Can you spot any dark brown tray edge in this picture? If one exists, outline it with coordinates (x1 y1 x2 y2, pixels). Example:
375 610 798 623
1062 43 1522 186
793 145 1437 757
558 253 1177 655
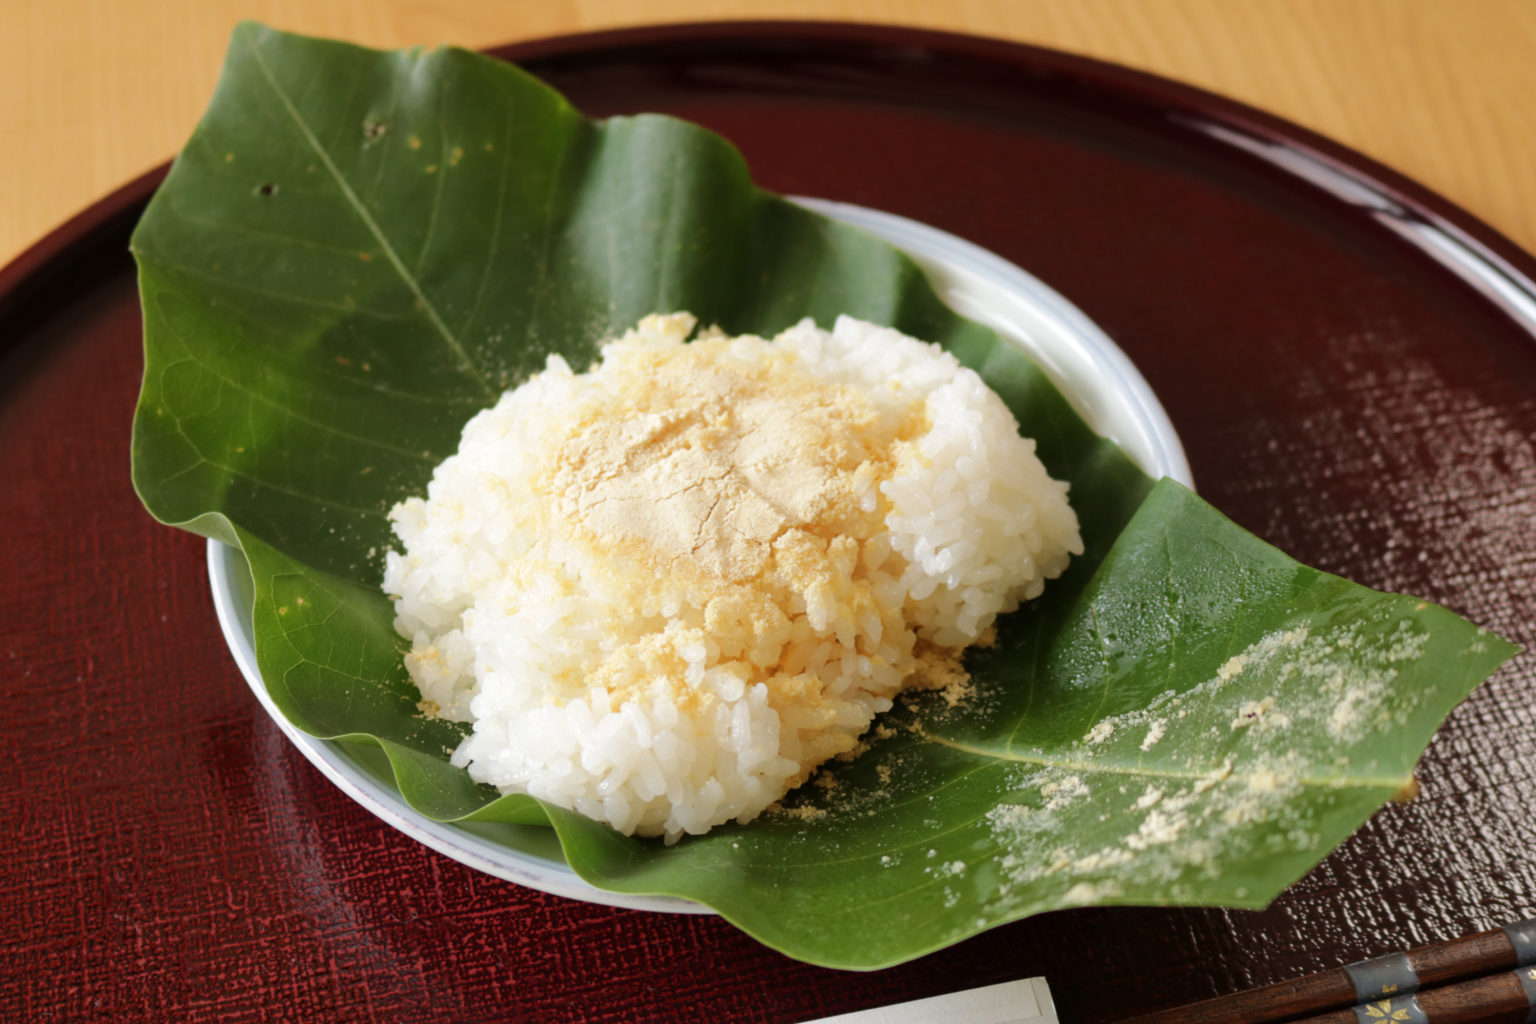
6 22 1534 345
487 20 1536 323
0 166 166 336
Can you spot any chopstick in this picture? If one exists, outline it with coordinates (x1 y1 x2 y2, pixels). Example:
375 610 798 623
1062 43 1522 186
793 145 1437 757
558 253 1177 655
1289 967 1536 1024
1119 919 1536 1024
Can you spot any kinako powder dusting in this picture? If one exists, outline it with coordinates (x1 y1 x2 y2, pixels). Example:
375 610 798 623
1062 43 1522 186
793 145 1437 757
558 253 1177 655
536 315 953 773
383 313 1082 840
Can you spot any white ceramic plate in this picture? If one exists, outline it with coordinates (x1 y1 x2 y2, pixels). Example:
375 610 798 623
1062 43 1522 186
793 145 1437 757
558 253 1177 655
208 199 1193 913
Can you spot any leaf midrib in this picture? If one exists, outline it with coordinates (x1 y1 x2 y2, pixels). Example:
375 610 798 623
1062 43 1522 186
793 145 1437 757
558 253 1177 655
920 729 1408 790
242 27 495 401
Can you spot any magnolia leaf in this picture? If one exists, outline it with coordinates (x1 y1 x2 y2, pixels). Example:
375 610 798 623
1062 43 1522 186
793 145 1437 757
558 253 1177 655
130 24 1516 969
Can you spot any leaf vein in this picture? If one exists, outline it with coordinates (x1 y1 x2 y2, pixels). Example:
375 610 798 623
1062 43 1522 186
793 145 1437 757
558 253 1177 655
243 29 494 399
920 730 1407 791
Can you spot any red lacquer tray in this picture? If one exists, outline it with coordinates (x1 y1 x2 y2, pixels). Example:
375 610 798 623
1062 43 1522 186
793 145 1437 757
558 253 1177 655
3 22 1533 1024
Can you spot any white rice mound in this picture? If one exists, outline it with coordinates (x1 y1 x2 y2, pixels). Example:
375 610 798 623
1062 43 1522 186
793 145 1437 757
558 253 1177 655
382 313 1082 842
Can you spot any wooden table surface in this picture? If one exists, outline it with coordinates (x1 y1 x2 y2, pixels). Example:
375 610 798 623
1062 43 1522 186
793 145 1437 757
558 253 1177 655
4 0 1535 272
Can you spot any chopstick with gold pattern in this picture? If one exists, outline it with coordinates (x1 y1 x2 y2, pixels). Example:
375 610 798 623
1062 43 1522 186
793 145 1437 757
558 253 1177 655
1120 919 1536 1024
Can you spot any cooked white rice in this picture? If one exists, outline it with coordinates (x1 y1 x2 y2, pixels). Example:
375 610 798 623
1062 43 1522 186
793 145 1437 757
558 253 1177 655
382 313 1082 842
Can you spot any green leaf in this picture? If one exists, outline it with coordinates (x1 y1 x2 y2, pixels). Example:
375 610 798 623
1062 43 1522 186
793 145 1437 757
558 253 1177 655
130 24 1517 969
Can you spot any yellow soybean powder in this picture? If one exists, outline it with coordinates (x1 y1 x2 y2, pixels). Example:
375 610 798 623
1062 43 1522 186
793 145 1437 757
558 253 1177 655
383 313 1082 841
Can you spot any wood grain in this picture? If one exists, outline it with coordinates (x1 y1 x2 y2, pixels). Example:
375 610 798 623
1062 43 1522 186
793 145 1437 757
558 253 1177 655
4 0 1535 271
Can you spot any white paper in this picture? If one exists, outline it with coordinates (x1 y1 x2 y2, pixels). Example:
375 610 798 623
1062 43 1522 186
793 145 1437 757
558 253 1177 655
797 977 1057 1024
